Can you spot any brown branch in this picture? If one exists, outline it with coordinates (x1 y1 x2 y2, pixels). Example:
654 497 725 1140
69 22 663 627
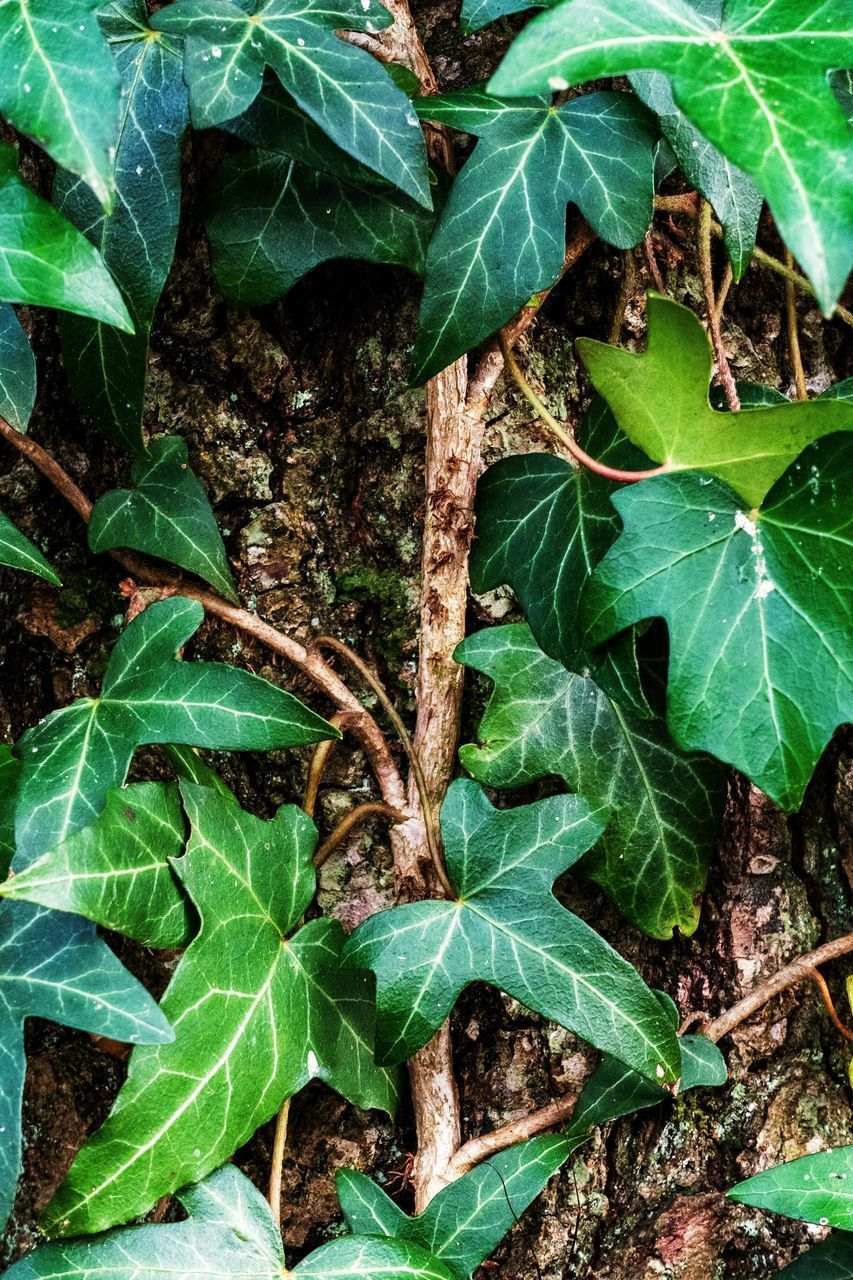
705 933 853 1043
698 199 740 412
643 230 667 294
268 1096 290 1228
302 715 345 820
808 968 853 1044
313 801 408 869
784 249 808 400
447 1095 579 1180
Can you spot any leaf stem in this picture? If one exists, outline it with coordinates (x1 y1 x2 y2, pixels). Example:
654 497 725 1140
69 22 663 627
783 249 808 400
268 1096 291 1228
313 802 408 870
302 716 346 820
499 336 666 483
698 199 740 412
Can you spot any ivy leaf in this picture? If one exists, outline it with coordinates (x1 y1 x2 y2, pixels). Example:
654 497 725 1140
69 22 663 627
0 782 192 948
43 781 398 1237
583 433 853 812
490 0 853 315
630 68 762 279
470 398 652 717
777 1236 853 1279
346 777 681 1083
204 148 433 308
728 1147 853 1230
55 0 190 454
0 144 132 331
13 595 336 863
411 87 656 382
88 436 238 602
0 746 20 877
150 0 431 208
0 305 36 431
577 296 853 508
460 0 546 34
0 511 61 586
338 1134 571 1278
0 900 173 1237
456 625 724 940
0 1 120 210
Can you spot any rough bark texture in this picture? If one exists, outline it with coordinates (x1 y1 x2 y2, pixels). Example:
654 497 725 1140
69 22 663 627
1 3 852 1275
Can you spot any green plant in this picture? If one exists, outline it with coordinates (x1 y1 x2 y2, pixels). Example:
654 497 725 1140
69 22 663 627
0 0 850 1276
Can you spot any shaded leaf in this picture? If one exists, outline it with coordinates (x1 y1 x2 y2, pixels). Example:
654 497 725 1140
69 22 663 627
347 777 681 1082
56 0 190 453
13 595 336 863
0 746 20 878
489 0 853 315
412 87 655 382
151 0 430 206
456 625 724 939
89 436 237 601
43 782 398 1236
777 1235 853 1278
729 1147 853 1230
460 0 547 34
0 510 61 586
583 434 853 811
0 304 35 431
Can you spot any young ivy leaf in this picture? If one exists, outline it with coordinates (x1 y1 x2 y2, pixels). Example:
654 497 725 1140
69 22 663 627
204 148 434 308
776 1235 853 1278
583 433 853 813
489 0 853 316
577 295 853 508
0 144 132 332
88 436 238 602
0 511 61 586
55 0 190 454
0 901 173 1238
0 304 36 431
13 1165 458 1280
42 781 398 1237
456 626 724 941
337 1134 571 1278
0 782 193 948
346 777 681 1084
0 1 119 210
728 1147 853 1230
411 88 656 383
150 0 431 208
13 595 336 864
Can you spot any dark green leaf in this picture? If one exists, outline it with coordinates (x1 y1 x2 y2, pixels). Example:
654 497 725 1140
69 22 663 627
89 436 237 601
0 781 192 948
56 0 190 453
489 0 853 316
205 148 433 307
0 304 36 431
0 1 120 209
460 0 547 34
456 626 724 939
0 144 132 330
43 782 398 1236
412 87 655 381
0 746 20 878
729 1147 853 1229
293 1240 458 1279
13 595 336 863
583 434 853 811
0 510 61 585
347 777 681 1082
151 0 431 207
777 1236 853 1279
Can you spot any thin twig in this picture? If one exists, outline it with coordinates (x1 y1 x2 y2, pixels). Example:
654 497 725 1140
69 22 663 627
302 721 344 821
714 262 734 325
698 199 740 412
808 968 853 1044
609 249 637 344
643 230 667 294
313 802 408 869
705 933 853 1043
784 249 808 400
268 1097 291 1228
448 1096 578 1179
500 337 666 483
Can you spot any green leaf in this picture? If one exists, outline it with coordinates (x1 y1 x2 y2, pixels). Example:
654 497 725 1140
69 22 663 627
456 625 724 940
0 900 172 1237
294 1241 458 1279
728 1147 853 1230
55 0 190 453
460 0 547 35
0 144 132 331
411 87 655 382
338 1135 572 1278
0 509 61 585
346 777 681 1083
583 433 853 812
0 781 192 948
150 0 431 208
489 0 853 315
89 436 237 601
777 1236 853 1279
0 746 20 878
0 1 120 210
164 742 236 796
13 595 336 863
630 66 762 278
470 398 653 717
204 148 433 308
0 304 36 431
42 781 398 1237
576 295 853 508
